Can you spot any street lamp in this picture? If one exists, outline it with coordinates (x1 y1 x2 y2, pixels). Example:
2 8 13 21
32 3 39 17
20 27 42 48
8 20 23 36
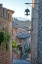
25 3 30 16
24 3 39 16
25 8 30 16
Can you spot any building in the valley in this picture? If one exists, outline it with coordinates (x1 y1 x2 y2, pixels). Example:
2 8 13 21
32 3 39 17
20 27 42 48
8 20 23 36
12 21 18 40
13 17 31 29
17 32 30 55
12 18 31 41
12 18 31 55
0 4 14 64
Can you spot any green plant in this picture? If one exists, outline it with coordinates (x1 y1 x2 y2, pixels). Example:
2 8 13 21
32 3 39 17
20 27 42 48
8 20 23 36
6 43 9 50
0 27 10 50
20 52 23 59
24 45 28 53
24 44 31 53
0 31 4 45
28 44 30 52
4 28 10 50
12 40 18 48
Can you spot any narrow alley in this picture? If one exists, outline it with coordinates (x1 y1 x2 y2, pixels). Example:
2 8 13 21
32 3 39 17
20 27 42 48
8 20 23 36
12 59 31 64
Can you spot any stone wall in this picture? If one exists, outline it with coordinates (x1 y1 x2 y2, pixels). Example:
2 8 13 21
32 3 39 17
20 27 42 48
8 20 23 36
31 0 39 64
37 0 42 64
0 47 10 64
12 28 29 41
0 17 12 64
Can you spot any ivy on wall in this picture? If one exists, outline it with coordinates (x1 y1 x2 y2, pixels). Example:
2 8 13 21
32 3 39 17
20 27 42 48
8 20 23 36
0 31 4 45
0 27 10 50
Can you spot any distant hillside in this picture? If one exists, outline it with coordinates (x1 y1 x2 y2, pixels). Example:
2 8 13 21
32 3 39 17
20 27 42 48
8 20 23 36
13 17 31 28
17 20 31 28
15 17 30 21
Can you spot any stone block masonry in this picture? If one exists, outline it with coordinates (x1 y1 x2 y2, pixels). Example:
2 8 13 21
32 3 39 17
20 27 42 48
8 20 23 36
31 0 42 64
31 0 39 64
37 0 42 64
0 47 10 64
0 17 12 64
0 4 14 64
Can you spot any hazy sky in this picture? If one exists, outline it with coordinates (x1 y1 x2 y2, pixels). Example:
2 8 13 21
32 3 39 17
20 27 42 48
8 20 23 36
0 0 32 20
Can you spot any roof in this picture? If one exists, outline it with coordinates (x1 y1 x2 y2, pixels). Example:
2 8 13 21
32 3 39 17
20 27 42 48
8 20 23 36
0 4 14 14
12 21 31 31
17 32 30 39
3 8 14 14
12 21 19 28
16 21 31 28
7 8 14 14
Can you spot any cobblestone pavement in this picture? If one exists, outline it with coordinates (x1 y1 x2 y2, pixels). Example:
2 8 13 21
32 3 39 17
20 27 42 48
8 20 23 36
12 58 31 64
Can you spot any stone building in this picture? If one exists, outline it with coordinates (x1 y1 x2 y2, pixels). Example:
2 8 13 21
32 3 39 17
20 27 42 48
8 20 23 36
12 21 30 40
13 17 31 29
12 18 31 41
31 0 39 64
17 32 30 55
12 20 31 57
0 4 14 64
31 0 42 64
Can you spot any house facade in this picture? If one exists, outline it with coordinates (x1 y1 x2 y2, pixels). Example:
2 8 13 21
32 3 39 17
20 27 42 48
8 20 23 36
0 4 14 64
31 0 39 63
31 0 42 64
12 19 31 56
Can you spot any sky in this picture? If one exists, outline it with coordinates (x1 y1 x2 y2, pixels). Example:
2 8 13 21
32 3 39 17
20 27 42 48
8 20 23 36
0 0 32 20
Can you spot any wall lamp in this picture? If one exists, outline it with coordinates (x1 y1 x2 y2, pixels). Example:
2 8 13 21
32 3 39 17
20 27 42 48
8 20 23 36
25 3 39 16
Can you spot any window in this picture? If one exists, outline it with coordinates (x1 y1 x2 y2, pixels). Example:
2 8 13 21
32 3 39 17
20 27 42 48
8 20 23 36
19 39 21 43
3 8 4 17
8 13 9 20
11 30 13 35
6 11 7 19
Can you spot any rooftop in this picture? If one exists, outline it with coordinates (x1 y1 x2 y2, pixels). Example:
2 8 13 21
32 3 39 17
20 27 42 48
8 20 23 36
17 32 30 39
